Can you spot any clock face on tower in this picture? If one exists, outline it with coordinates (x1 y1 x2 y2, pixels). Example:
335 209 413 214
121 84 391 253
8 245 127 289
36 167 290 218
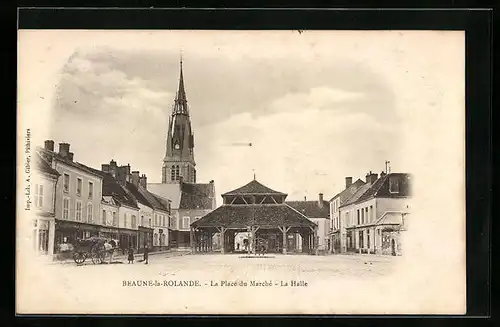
174 143 180 150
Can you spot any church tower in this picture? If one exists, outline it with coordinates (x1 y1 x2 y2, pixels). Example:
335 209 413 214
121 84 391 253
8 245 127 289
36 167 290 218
162 58 196 184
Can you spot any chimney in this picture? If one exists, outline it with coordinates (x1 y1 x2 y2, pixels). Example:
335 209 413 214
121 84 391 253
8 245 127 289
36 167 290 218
121 164 131 182
131 171 140 186
210 180 214 184
380 170 387 178
109 160 117 178
304 196 307 201
67 152 74 161
58 143 70 158
139 174 147 189
345 177 353 189
318 193 324 208
101 164 110 173
366 171 378 184
44 140 54 151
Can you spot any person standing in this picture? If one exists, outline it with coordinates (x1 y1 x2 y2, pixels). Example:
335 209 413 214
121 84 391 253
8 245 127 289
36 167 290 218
143 244 149 265
127 246 134 264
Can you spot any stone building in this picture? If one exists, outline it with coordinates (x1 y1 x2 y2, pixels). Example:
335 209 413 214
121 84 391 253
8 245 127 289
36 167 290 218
340 171 412 255
149 58 217 249
37 141 104 253
84 162 142 254
286 193 330 252
32 151 60 256
329 177 366 253
162 58 196 184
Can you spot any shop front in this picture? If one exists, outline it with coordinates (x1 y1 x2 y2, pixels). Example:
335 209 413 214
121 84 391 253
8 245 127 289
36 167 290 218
138 226 154 253
33 216 55 256
54 220 101 253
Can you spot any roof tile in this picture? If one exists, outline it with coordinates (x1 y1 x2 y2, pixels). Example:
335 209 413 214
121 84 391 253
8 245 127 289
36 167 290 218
191 204 316 228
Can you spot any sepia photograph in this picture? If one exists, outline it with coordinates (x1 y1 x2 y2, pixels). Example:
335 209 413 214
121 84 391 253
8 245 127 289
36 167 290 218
17 30 466 314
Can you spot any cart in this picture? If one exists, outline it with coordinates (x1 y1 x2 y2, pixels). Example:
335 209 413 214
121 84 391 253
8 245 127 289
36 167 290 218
72 236 112 265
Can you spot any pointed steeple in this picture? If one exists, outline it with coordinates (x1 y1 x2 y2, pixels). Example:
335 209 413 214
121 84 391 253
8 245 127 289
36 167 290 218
177 55 186 102
162 54 196 184
173 55 188 115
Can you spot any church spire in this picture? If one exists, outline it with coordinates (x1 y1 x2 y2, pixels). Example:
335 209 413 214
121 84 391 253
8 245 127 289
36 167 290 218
173 55 188 114
162 54 196 184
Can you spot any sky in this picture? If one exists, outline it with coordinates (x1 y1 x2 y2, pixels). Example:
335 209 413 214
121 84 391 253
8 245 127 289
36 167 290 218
18 30 465 203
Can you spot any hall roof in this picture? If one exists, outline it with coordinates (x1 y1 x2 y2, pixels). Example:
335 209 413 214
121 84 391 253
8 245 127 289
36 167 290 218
190 204 316 229
222 179 286 197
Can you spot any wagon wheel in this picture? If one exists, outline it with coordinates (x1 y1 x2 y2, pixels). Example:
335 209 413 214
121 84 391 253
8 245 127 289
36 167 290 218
91 251 105 264
73 252 86 265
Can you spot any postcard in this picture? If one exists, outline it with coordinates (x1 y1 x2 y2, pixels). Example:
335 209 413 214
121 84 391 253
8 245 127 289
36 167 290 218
17 30 466 314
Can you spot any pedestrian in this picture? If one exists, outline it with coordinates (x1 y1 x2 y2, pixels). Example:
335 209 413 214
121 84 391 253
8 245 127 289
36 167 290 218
103 240 114 264
128 246 134 264
143 244 149 265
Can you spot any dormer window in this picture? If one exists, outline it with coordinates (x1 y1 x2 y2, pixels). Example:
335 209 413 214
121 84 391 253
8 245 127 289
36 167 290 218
389 177 400 193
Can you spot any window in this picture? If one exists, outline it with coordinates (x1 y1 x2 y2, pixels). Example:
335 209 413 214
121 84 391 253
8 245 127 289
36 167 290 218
124 213 128 228
87 203 93 223
141 215 144 226
76 200 82 221
170 216 175 228
88 181 94 199
357 210 360 225
162 216 165 226
171 165 181 181
154 233 159 245
149 218 152 227
345 212 350 227
367 230 370 248
35 184 44 208
112 212 118 227
389 177 400 193
76 178 82 196
365 208 368 223
102 210 106 225
361 209 364 224
182 216 190 229
370 205 374 221
63 174 70 193
155 214 158 226
63 197 69 219
131 215 137 229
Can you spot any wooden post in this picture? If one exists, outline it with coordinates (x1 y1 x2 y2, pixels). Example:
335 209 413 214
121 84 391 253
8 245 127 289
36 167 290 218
279 226 291 255
220 227 226 254
190 227 195 253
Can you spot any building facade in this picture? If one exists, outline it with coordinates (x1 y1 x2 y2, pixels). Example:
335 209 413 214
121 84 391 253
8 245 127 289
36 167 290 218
329 177 366 253
340 171 412 255
37 141 104 254
149 178 216 249
286 193 330 252
32 152 60 256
